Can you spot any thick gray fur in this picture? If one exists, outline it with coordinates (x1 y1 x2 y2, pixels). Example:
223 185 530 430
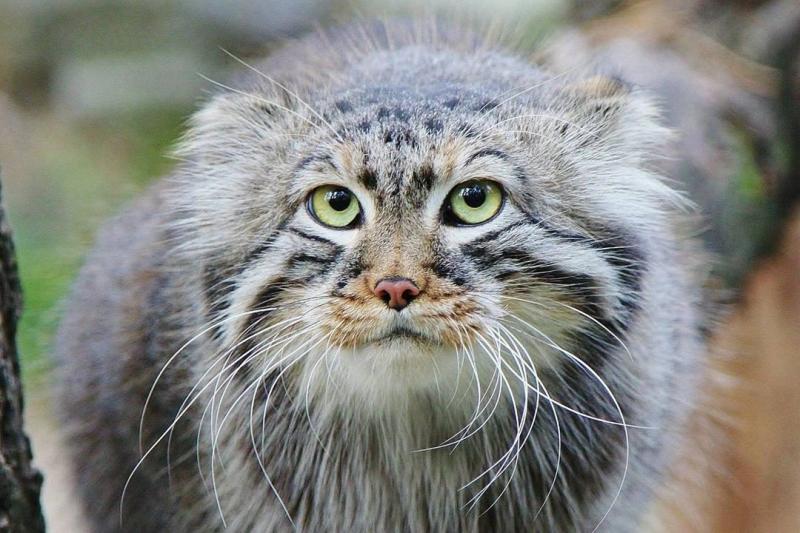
55 20 709 532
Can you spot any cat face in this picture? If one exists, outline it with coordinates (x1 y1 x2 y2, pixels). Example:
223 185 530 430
172 52 675 404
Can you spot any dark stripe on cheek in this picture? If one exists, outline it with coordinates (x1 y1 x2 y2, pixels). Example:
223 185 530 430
285 249 343 280
242 277 290 338
288 227 337 246
463 244 604 316
525 213 594 245
204 224 288 339
520 215 646 327
429 257 469 287
464 221 528 246
589 230 645 319
242 223 287 267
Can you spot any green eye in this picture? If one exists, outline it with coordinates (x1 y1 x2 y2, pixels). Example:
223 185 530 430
446 180 503 225
308 185 361 228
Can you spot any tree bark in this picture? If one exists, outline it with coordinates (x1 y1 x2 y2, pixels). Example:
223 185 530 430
0 174 45 532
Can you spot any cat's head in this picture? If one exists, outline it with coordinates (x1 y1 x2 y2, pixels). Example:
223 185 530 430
170 40 679 407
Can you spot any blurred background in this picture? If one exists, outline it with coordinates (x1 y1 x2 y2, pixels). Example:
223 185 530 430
0 0 798 531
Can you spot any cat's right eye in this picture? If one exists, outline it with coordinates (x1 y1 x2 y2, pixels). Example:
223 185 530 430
443 179 504 226
308 185 362 229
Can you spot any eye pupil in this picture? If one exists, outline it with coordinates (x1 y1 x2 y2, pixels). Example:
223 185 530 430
445 179 503 226
461 185 486 208
326 188 351 211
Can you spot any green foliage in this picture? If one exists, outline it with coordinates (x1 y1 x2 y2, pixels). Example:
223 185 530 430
9 108 189 384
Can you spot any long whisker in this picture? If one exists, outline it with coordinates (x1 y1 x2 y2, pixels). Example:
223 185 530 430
209 327 324 524
247 331 330 529
502 313 631 532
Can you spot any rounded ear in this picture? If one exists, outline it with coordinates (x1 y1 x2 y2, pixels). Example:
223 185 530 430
175 91 297 163
568 75 630 99
558 75 668 160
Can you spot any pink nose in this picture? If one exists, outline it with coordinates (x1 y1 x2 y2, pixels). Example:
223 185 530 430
373 277 420 311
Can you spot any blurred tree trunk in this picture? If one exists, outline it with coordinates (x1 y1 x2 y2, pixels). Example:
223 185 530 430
0 175 45 532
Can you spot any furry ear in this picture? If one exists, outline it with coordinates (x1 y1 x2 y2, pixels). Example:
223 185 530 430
559 75 631 139
557 75 667 162
175 90 299 164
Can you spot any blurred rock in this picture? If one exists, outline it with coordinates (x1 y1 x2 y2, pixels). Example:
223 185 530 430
52 51 210 118
1 0 333 116
183 0 331 41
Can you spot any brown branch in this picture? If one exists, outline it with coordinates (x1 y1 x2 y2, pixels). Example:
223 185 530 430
0 172 45 532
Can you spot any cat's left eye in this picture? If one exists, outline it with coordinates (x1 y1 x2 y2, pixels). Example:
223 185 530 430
308 185 362 229
444 180 504 226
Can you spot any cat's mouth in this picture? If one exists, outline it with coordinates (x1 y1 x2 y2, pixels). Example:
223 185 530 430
369 325 427 345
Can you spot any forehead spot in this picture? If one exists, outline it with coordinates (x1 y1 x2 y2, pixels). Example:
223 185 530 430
410 165 435 191
382 126 417 148
359 168 378 190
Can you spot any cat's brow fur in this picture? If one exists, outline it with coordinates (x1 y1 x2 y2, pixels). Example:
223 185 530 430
55 19 708 532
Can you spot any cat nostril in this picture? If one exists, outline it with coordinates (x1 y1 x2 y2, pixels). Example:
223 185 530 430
373 277 420 311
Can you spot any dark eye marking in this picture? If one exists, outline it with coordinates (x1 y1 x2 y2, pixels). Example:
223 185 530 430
359 168 378 190
288 227 338 246
464 221 528 246
296 153 335 173
465 148 510 166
